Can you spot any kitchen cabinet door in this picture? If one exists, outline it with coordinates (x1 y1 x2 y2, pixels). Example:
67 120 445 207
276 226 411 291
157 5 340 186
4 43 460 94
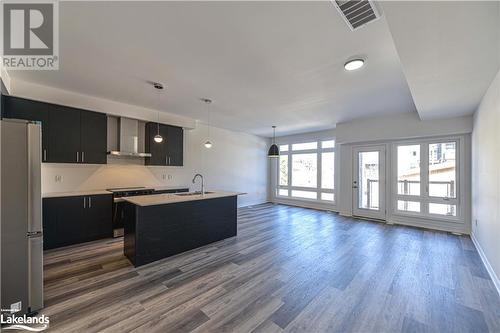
166 125 183 166
43 196 86 249
84 194 113 241
80 110 107 164
47 104 81 163
3 96 50 162
145 122 168 166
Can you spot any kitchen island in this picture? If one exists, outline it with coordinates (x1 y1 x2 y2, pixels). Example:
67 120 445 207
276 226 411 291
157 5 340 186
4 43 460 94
122 191 243 267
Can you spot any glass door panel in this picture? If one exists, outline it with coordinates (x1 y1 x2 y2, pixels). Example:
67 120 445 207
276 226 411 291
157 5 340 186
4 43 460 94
353 146 386 220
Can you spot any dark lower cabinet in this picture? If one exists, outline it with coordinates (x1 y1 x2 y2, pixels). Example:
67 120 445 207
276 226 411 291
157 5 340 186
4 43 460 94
43 194 112 250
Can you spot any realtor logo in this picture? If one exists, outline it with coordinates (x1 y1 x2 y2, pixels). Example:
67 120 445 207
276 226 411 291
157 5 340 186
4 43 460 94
1 0 59 70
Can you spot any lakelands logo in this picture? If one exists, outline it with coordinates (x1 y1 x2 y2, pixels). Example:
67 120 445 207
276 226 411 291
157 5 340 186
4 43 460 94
1 309 49 332
1 0 59 70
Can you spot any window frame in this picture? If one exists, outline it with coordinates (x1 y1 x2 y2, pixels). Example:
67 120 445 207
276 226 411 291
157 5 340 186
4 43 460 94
392 136 463 221
276 139 335 204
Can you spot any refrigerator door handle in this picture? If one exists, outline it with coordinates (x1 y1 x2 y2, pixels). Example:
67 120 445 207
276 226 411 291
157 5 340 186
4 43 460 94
27 123 42 233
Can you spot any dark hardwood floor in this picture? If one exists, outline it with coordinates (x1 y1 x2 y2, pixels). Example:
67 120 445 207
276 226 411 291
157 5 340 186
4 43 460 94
41 203 500 332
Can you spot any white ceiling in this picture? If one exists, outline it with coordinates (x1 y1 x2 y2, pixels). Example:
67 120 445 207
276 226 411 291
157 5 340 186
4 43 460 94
382 1 500 120
7 1 499 137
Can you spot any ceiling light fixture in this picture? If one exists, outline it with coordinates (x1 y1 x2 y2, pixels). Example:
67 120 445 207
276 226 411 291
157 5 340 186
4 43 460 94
153 82 164 143
344 58 365 71
267 126 279 158
201 98 213 149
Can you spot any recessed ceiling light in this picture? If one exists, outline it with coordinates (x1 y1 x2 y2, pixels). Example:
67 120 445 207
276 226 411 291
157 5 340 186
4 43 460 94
344 58 365 71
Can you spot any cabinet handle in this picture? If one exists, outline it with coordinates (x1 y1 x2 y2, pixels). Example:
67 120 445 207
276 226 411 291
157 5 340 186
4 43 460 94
169 157 171 165
165 156 167 166
43 149 47 161
83 197 86 208
89 197 92 208
82 151 85 163
77 151 79 163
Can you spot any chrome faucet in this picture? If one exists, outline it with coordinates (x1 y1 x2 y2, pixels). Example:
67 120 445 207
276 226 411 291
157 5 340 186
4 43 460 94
192 174 205 194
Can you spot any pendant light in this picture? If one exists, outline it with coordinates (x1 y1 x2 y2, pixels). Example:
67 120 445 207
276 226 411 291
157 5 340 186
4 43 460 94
153 82 164 143
201 98 213 149
268 126 279 158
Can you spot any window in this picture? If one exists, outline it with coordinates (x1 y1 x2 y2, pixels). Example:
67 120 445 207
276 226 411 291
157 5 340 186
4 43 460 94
279 155 288 186
292 154 317 187
394 139 460 219
277 139 335 203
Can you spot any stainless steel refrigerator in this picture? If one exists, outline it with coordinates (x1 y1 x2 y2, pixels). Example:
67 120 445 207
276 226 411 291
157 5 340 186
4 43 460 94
1 119 43 316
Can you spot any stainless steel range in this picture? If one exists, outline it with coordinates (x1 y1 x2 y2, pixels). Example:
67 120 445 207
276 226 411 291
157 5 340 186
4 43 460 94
106 187 155 237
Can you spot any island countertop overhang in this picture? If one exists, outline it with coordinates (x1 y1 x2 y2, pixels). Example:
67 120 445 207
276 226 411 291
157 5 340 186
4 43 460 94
122 190 245 207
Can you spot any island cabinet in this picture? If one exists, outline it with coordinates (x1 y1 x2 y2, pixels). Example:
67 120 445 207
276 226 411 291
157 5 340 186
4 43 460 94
43 194 112 250
2 95 107 164
145 122 183 166
124 195 237 267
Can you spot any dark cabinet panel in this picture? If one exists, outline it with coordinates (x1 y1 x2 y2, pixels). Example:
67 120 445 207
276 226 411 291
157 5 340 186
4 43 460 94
166 125 183 166
3 96 50 161
47 105 81 163
80 110 107 164
43 194 112 250
84 195 113 241
3 96 107 164
145 123 183 166
145 122 167 166
43 196 85 249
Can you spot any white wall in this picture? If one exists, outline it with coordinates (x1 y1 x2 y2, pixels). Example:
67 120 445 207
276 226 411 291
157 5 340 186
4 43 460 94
8 78 196 129
9 80 270 208
471 69 500 290
336 111 473 144
270 112 473 233
42 123 269 207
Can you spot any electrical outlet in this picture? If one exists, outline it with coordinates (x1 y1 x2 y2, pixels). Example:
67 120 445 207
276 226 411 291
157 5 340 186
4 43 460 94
55 175 62 183
168 174 173 180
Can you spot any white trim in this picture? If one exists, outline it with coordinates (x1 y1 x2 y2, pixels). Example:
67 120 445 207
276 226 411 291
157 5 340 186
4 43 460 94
272 198 337 212
471 233 500 296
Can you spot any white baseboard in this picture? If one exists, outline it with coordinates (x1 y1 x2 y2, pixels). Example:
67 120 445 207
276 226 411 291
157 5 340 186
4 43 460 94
471 232 500 296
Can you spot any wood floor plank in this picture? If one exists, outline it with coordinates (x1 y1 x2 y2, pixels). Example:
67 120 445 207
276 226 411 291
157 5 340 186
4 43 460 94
40 204 500 332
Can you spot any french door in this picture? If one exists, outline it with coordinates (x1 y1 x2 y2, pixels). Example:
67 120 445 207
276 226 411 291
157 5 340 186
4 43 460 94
352 145 386 220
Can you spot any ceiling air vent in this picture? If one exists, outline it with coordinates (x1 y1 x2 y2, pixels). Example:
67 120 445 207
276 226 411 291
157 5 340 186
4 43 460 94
333 0 381 31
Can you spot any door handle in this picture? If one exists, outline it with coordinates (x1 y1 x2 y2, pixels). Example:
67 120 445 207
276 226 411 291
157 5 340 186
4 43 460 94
43 149 47 161
83 196 86 208
89 196 92 208
82 151 85 163
77 151 80 163
168 157 171 165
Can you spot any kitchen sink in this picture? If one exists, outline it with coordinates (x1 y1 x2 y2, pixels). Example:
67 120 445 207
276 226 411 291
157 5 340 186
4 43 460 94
175 191 215 196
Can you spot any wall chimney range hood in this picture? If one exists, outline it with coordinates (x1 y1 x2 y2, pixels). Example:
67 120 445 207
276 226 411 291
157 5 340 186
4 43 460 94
107 117 152 157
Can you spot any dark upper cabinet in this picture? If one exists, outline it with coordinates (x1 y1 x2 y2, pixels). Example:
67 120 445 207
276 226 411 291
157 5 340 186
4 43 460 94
3 96 50 161
166 125 183 166
43 194 112 250
3 96 107 164
145 122 183 166
80 110 107 164
47 104 81 163
145 122 168 166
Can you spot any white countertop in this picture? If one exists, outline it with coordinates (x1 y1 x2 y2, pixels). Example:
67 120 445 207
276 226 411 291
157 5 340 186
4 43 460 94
42 185 190 198
42 189 111 198
122 191 246 207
